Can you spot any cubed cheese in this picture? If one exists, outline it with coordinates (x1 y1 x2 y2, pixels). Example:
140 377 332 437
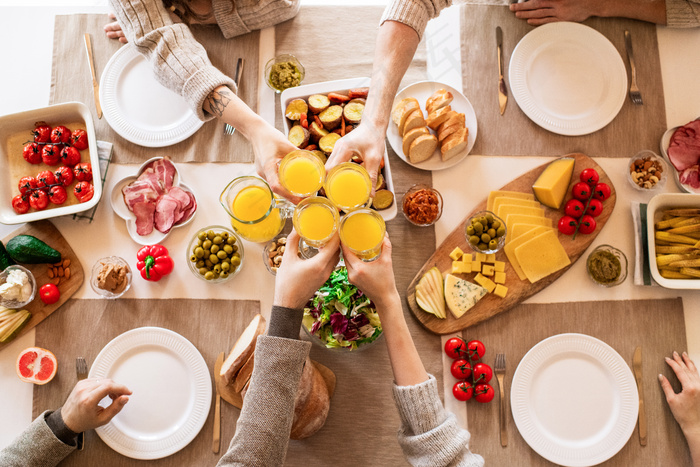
444 274 488 318
514 230 571 283
494 271 506 284
485 253 496 263
472 260 481 272
452 261 467 274
449 247 464 261
532 157 576 209
462 262 472 274
494 261 506 272
462 253 473 264
474 273 496 293
476 253 487 262
493 284 508 298
482 264 495 276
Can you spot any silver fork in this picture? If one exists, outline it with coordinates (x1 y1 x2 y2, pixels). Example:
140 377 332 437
76 357 88 450
494 353 507 447
624 30 643 105
224 58 245 135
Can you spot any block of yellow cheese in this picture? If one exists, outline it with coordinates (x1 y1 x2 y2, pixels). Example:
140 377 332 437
506 214 553 244
504 225 551 281
493 284 508 298
449 247 464 261
475 253 487 263
482 264 495 276
485 253 496 263
462 253 473 264
514 230 571 283
532 157 576 209
494 271 506 284
487 190 535 212
474 273 496 293
494 261 506 273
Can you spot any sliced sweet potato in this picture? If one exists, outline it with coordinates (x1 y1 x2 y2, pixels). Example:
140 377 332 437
402 109 426 136
309 121 329 141
311 150 327 163
319 105 343 130
408 134 438 164
343 100 365 124
348 87 369 99
392 97 419 126
375 173 386 191
402 126 430 156
308 94 330 114
372 189 394 210
285 99 308 121
426 106 453 130
319 132 342 154
288 125 310 148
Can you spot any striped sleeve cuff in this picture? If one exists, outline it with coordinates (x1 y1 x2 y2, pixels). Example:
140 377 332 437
665 0 700 27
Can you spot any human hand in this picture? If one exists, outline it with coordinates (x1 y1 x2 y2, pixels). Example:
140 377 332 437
659 351 700 436
104 13 128 44
250 123 302 204
326 123 386 196
273 230 340 309
61 378 132 433
342 234 400 310
509 0 598 26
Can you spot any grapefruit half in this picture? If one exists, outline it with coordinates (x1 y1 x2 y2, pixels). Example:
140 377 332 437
16 347 58 385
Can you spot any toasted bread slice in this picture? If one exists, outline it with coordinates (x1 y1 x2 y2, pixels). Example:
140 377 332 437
402 109 427 136
220 314 266 384
398 103 421 135
402 126 430 156
232 353 255 393
426 106 453 130
437 113 466 134
409 134 438 163
437 123 461 143
426 89 453 114
392 97 419 126
440 128 469 161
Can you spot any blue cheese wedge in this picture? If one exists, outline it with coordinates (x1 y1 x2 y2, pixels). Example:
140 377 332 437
444 274 487 319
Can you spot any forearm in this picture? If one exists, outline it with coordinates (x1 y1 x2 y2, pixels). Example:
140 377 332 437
0 411 75 467
597 0 667 24
683 429 700 467
203 86 273 136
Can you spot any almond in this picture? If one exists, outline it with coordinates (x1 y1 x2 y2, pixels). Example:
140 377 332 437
64 267 71 280
47 268 54 279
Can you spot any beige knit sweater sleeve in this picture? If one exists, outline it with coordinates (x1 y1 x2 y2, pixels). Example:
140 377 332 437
108 0 237 121
666 0 700 27
381 0 453 40
0 411 75 467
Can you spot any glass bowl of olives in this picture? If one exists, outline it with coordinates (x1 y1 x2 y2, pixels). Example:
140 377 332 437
187 225 244 282
465 210 507 254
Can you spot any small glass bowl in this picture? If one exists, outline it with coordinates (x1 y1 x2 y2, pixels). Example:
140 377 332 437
401 184 443 227
187 225 244 283
0 265 36 309
263 233 290 276
264 54 305 93
627 150 667 193
465 210 507 254
90 257 132 299
586 244 628 287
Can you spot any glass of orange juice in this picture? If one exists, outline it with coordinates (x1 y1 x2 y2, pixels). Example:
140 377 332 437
339 208 386 262
279 150 325 198
219 176 294 243
293 196 340 258
324 162 371 212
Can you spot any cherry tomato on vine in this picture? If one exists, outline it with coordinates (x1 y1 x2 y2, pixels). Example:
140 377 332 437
593 183 611 201
474 383 495 403
572 182 592 200
467 340 486 361
70 129 88 150
50 125 71 144
11 195 29 214
22 142 42 164
564 199 585 218
445 337 468 359
32 123 52 143
74 162 93 182
578 215 597 234
53 166 74 187
580 168 599 186
36 170 56 189
60 146 81 167
74 182 94 203
450 359 472 380
558 216 577 236
586 199 604 217
41 144 60 166
28 190 49 210
453 381 474 401
48 186 67 205
473 362 493 384
18 176 37 195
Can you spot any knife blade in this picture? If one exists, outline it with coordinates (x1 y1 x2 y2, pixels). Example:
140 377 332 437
496 27 508 116
212 352 224 454
83 33 103 119
633 346 647 446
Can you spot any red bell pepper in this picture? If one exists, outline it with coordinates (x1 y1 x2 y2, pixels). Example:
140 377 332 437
136 245 174 282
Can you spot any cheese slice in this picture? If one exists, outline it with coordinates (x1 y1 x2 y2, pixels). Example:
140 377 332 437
510 223 556 242
514 230 571 283
497 204 545 223
487 190 535 212
506 215 553 243
504 225 551 281
532 157 575 209
492 197 542 216
444 274 487 319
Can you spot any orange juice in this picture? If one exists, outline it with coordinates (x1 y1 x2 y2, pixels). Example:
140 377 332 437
325 163 371 211
230 185 284 242
279 150 325 196
340 209 385 261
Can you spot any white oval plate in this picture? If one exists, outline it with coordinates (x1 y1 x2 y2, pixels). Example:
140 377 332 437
387 81 477 171
100 45 203 147
511 333 638 467
89 327 211 460
509 22 627 136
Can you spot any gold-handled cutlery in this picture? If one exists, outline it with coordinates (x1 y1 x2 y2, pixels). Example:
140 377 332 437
496 27 508 116
624 30 643 106
224 58 244 135
83 33 103 119
212 352 224 454
76 356 88 450
494 353 507 447
632 346 647 445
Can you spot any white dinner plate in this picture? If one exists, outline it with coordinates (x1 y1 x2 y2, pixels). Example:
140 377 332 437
509 22 627 136
387 81 477 171
89 327 211 460
511 333 638 467
100 45 203 147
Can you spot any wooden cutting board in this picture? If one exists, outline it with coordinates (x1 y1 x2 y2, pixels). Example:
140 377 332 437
0 220 83 350
407 153 616 334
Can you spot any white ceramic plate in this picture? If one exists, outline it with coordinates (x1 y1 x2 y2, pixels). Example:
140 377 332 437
511 333 638 467
100 45 203 147
89 327 211 460
280 77 397 221
659 118 700 193
387 81 477 171
509 22 627 136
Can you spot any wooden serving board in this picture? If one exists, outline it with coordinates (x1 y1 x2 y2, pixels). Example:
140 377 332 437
407 153 616 334
0 220 83 350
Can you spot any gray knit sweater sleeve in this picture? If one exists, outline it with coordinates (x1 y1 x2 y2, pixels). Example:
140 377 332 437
0 411 75 467
666 0 700 27
381 0 453 40
108 0 237 122
393 375 484 467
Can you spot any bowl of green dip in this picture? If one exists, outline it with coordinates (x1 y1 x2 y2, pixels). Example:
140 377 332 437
265 54 305 93
586 244 627 287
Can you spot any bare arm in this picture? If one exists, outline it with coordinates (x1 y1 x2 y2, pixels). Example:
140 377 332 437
510 0 667 26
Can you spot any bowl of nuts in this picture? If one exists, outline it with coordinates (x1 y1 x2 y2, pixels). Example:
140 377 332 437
187 225 244 282
628 150 666 192
264 234 288 275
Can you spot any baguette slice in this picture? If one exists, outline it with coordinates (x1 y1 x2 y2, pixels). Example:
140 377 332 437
397 101 421 135
402 109 427 136
441 128 469 161
220 314 266 383
392 97 419 126
437 113 466 134
232 353 255 393
409 134 438 163
426 106 453 130
426 89 453 114
437 123 461 143
402 126 430 156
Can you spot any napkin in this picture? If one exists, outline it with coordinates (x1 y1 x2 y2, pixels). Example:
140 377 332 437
71 141 113 223
631 201 657 286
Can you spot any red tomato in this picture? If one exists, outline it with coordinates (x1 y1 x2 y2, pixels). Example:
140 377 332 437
22 142 42 164
73 182 94 203
48 186 67 205
474 383 495 403
572 182 592 200
558 216 578 236
580 168 599 186
39 283 60 305
11 195 29 214
36 170 56 189
578 215 597 234
28 190 49 210
586 199 604 217
32 123 52 143
450 359 472 380
452 381 473 402
53 166 74 187
444 337 468 359
18 176 37 195
41 144 60 166
467 340 486 361
74 162 93 182
593 183 611 201
473 362 493 384
70 129 88 150
60 146 81 167
564 199 585 218
50 125 71 144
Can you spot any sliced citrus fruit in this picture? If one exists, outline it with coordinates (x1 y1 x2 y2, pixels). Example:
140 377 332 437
16 347 58 385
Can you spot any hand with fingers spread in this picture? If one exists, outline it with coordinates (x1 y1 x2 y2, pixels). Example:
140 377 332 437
326 124 386 197
61 378 132 433
509 0 598 25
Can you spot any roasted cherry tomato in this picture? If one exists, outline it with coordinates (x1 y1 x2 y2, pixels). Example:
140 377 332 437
578 215 597 234
580 168 599 186
467 340 486 361
558 215 578 236
444 337 468 359
572 182 592 200
53 166 74 187
452 381 473 402
36 170 56 189
593 182 611 201
473 362 493 384
28 190 49 210
70 129 88 150
48 185 67 205
39 283 60 305
60 146 81 167
450 359 472 380
564 199 585 218
18 176 37 195
22 142 42 164
11 195 29 214
50 125 71 144
586 199 604 217
32 123 52 143
41 144 60 166
74 162 93 182
474 383 495 403
73 181 94 203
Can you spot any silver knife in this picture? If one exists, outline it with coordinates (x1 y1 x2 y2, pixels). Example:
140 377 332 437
496 27 508 116
633 346 648 446
83 33 103 119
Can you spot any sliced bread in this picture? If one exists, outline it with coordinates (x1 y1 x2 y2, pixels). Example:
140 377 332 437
426 89 453 114
409 134 438 164
402 126 430 155
437 112 466 134
426 106 453 130
402 109 427 136
440 128 469 161
392 97 419 126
